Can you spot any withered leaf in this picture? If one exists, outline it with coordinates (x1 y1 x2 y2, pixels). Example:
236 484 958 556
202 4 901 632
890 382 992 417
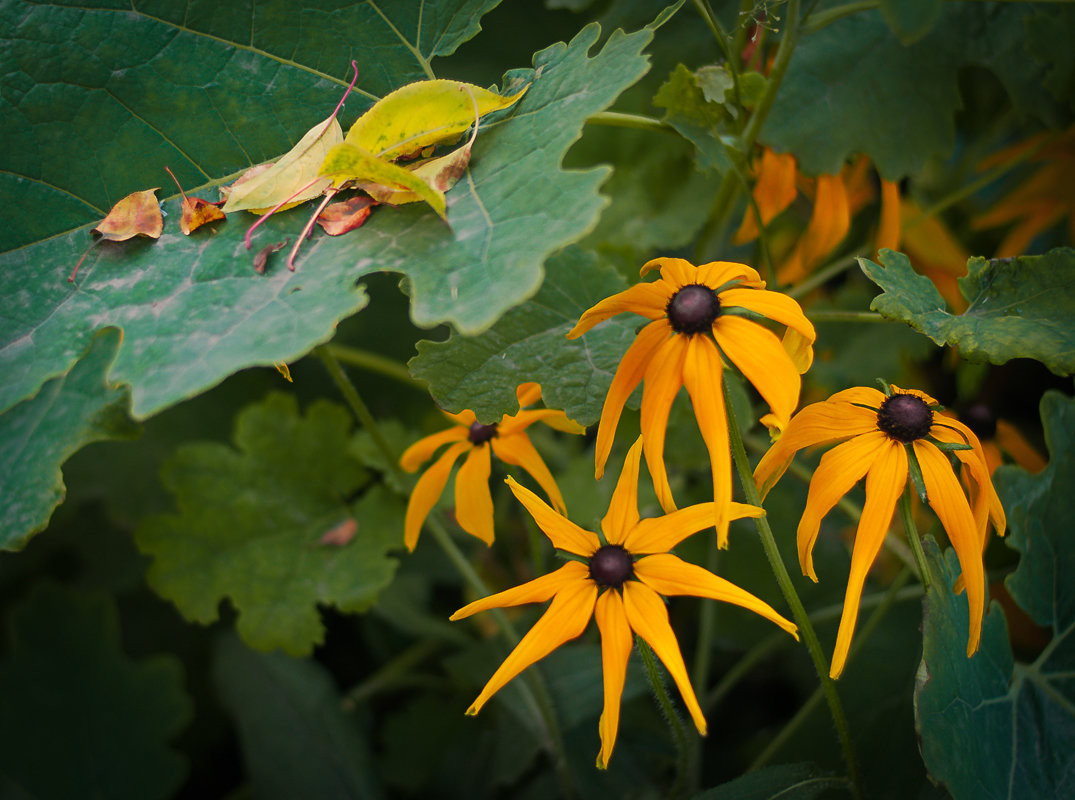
315 196 377 235
318 143 447 218
93 189 164 242
166 167 225 235
253 239 290 274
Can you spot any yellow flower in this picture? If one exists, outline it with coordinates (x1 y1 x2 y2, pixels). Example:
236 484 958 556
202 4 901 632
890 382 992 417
400 383 583 550
566 257 815 547
451 437 797 768
753 385 1006 679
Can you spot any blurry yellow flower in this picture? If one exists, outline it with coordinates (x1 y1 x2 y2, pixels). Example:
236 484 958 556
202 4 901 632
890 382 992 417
973 125 1075 257
567 257 815 546
451 437 797 768
754 385 1005 678
400 383 583 550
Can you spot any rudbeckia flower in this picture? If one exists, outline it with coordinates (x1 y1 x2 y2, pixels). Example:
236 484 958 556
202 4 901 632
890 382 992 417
451 437 797 768
566 257 815 547
753 385 1006 679
400 383 583 550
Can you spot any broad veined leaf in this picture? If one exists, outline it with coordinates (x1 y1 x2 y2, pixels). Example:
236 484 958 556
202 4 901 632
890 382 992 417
916 392 1075 800
221 117 343 214
318 141 447 218
344 78 528 160
409 247 637 425
692 762 848 800
0 584 192 800
135 393 402 656
860 248 1075 376
0 16 656 425
0 328 139 551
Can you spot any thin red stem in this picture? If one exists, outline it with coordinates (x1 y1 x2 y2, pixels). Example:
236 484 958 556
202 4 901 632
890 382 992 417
287 189 337 271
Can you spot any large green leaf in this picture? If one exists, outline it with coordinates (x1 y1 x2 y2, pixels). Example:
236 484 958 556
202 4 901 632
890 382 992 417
0 327 139 550
859 248 1075 377
0 584 191 800
409 247 636 425
916 392 1075 800
692 762 848 800
212 632 382 800
762 3 1066 178
1 5 656 425
135 392 402 655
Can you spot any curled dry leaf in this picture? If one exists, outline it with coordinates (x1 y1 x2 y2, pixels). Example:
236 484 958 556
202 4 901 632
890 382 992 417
315 196 377 235
221 117 344 214
165 167 225 235
94 189 164 241
253 239 290 274
274 362 293 382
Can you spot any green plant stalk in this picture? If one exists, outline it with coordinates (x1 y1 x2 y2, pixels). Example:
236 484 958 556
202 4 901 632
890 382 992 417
691 536 721 689
585 110 675 134
801 0 880 35
749 566 914 771
325 342 426 389
724 382 862 798
343 639 443 708
900 483 932 590
637 637 691 799
786 247 866 299
315 345 573 795
806 310 886 323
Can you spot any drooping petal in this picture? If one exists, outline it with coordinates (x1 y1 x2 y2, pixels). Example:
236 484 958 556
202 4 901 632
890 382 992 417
681 335 732 545
442 408 478 428
634 553 797 637
400 426 469 472
465 578 598 716
640 334 690 513
799 173 850 274
601 436 643 545
454 445 495 545
932 417 1006 540
754 399 878 497
829 442 907 678
594 319 671 479
566 282 673 338
493 433 568 514
797 432 892 580
714 315 801 430
733 148 798 244
594 590 634 769
877 180 901 252
451 561 592 619
621 581 707 735
626 501 763 555
719 287 816 344
695 260 765 290
640 256 696 284
501 408 585 436
506 477 602 557
915 442 986 656
516 382 542 407
404 440 471 550
994 419 1046 474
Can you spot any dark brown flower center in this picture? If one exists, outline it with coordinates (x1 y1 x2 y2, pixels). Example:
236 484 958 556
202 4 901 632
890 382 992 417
877 393 933 443
666 284 721 334
468 421 498 445
961 403 997 440
589 545 634 588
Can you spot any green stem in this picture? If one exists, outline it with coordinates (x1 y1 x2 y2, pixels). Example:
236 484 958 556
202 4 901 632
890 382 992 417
343 639 443 708
691 537 721 690
585 110 675 134
900 484 932 590
724 382 862 798
801 0 880 35
638 637 691 799
324 343 426 390
805 310 886 324
786 249 864 298
316 346 573 794
739 0 801 155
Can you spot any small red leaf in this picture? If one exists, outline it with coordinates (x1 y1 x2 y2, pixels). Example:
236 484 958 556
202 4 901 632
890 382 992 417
315 196 377 235
253 239 289 274
319 518 357 547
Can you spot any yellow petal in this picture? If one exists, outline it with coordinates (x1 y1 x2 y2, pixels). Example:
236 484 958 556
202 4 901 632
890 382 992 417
465 577 597 715
994 419 1046 474
732 149 798 245
594 320 671 479
916 442 986 656
714 316 801 429
696 260 765 290
641 256 697 284
601 436 643 546
718 287 816 347
404 440 470 550
400 426 469 472
829 441 906 678
626 502 763 555
828 386 887 407
454 445 495 545
594 590 633 769
566 282 672 339
501 408 585 436
621 581 707 735
506 477 601 557
681 334 731 546
931 417 1005 542
877 180 901 253
492 432 567 514
451 560 591 619
799 172 850 272
640 334 690 513
798 432 892 581
516 382 542 407
634 553 797 638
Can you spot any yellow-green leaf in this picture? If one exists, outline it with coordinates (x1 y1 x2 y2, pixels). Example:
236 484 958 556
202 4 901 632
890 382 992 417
221 117 343 214
345 79 527 160
319 143 446 218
